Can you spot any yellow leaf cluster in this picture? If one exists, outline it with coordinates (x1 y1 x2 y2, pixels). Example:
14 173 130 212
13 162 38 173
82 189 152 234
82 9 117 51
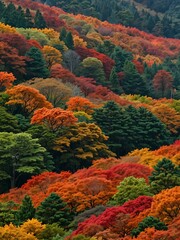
0 22 17 34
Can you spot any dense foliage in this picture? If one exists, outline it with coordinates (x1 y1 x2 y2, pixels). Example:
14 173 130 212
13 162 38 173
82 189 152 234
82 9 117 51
0 0 179 239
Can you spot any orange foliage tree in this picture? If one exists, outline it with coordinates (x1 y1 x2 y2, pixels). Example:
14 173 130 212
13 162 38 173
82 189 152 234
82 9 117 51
149 186 180 224
47 177 116 212
66 96 96 114
6 85 52 115
0 72 16 91
151 104 180 134
31 107 78 132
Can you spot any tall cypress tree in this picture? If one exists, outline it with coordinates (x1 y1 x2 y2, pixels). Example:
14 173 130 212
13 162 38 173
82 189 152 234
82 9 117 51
65 32 74 49
25 47 49 79
36 193 73 227
34 9 47 29
59 27 67 41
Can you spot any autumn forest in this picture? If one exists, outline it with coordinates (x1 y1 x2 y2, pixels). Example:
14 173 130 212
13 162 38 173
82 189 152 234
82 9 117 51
0 0 179 239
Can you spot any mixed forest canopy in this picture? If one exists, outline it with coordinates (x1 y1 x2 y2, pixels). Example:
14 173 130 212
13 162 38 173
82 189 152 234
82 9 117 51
31 0 180 39
0 0 179 239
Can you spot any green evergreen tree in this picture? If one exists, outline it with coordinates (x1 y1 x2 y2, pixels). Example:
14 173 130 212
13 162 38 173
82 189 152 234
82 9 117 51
34 9 47 29
25 8 34 28
16 6 26 27
93 101 131 155
131 216 167 237
149 158 180 194
65 31 74 49
0 107 20 133
2 2 17 27
25 47 49 79
0 1 5 19
36 193 73 227
0 132 46 188
59 27 67 41
111 46 133 72
122 60 147 95
16 195 35 225
109 67 122 94
93 102 171 156
0 201 18 226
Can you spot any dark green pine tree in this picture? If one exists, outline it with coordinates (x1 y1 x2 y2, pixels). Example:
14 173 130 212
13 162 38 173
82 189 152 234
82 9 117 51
59 27 67 41
109 67 122 94
97 40 115 57
126 106 172 150
122 60 147 95
92 101 131 156
0 107 20 133
149 158 180 194
2 2 18 27
93 102 171 156
16 195 35 225
25 47 49 79
131 216 167 237
65 32 74 49
16 6 26 28
34 9 47 29
111 46 133 72
25 8 34 28
36 193 73 227
0 1 6 19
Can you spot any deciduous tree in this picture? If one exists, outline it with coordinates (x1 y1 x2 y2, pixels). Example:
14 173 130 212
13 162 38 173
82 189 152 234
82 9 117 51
6 85 52 115
31 107 77 132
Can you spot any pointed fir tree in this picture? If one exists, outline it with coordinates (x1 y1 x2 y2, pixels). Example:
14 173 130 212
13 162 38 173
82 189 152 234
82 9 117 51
109 66 122 94
2 2 17 27
16 6 26 28
65 32 74 50
16 195 35 225
25 47 49 79
34 9 47 29
122 60 147 95
25 8 34 28
111 46 133 72
36 193 73 227
149 158 180 194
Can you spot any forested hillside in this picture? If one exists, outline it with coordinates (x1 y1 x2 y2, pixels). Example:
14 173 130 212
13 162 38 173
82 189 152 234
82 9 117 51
31 0 180 38
0 0 179 239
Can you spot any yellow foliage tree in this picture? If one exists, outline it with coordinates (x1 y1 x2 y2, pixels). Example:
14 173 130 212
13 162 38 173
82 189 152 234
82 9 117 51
0 223 37 240
73 35 87 48
0 23 17 34
149 186 180 224
42 45 62 69
20 219 45 237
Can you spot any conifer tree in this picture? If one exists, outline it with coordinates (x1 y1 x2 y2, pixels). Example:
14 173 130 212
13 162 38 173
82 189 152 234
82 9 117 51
122 60 147 95
59 27 67 41
65 32 74 49
25 8 34 28
36 193 73 227
16 195 35 225
25 47 49 79
34 9 47 29
109 67 122 94
149 158 180 194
